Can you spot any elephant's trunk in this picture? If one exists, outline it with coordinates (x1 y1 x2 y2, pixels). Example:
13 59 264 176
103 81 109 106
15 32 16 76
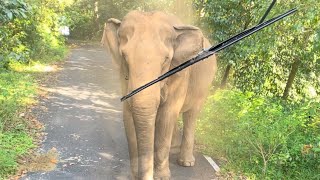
129 80 160 179
132 111 156 179
125 41 162 179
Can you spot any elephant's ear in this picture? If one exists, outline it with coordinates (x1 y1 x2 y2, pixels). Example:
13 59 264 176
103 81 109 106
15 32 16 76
172 25 204 66
101 18 122 67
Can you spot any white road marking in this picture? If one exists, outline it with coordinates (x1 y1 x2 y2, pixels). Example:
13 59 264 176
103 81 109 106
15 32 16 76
203 155 220 172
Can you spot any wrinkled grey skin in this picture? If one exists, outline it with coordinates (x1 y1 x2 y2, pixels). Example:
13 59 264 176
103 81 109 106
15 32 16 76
101 11 217 180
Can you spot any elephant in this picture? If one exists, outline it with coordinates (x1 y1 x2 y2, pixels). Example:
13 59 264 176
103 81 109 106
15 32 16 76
101 11 217 180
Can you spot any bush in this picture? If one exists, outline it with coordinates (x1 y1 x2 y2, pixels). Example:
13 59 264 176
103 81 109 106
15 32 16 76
196 89 320 179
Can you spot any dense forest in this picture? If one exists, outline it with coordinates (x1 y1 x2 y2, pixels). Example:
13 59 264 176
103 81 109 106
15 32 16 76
0 0 319 179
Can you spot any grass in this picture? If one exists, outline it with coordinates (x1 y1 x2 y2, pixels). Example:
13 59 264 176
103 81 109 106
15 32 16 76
0 70 37 179
0 46 68 179
0 132 34 178
0 71 37 132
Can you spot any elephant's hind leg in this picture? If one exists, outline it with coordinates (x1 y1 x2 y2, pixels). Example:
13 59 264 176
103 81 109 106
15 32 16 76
178 107 201 167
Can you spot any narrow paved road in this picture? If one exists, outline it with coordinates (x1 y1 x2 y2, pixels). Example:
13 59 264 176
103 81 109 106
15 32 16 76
23 44 216 180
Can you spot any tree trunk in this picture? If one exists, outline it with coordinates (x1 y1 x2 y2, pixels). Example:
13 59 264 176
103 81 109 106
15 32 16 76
220 64 232 88
282 59 300 99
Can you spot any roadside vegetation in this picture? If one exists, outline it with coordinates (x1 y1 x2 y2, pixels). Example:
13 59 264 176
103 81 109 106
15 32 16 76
194 0 320 179
0 0 68 178
197 90 319 179
1 0 319 179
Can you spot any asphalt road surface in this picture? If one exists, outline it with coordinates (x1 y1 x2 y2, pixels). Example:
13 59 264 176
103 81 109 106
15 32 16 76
22 43 216 180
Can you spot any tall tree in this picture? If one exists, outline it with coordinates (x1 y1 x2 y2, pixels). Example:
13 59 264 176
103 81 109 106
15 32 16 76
195 0 320 100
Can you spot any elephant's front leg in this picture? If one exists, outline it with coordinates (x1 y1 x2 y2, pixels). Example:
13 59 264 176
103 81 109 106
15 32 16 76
123 103 138 179
154 104 181 179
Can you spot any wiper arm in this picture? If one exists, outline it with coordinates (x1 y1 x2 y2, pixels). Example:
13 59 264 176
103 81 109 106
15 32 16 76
121 8 297 102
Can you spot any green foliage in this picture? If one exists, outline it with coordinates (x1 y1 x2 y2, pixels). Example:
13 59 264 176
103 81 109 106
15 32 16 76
0 132 34 179
64 0 98 39
197 89 320 179
0 0 67 67
195 0 320 100
0 0 28 23
64 0 193 39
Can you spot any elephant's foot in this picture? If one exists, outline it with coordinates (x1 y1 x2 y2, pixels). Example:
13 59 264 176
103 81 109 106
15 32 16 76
177 154 195 167
154 166 170 180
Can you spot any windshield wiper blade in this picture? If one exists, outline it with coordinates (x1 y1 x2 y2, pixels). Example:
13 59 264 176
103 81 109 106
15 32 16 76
121 8 297 102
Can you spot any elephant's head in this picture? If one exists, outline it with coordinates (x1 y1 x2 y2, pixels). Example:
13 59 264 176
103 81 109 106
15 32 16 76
101 11 205 111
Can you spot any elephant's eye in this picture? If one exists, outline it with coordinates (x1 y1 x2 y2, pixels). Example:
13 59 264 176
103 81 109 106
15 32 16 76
119 36 128 44
163 56 169 65
121 51 128 61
